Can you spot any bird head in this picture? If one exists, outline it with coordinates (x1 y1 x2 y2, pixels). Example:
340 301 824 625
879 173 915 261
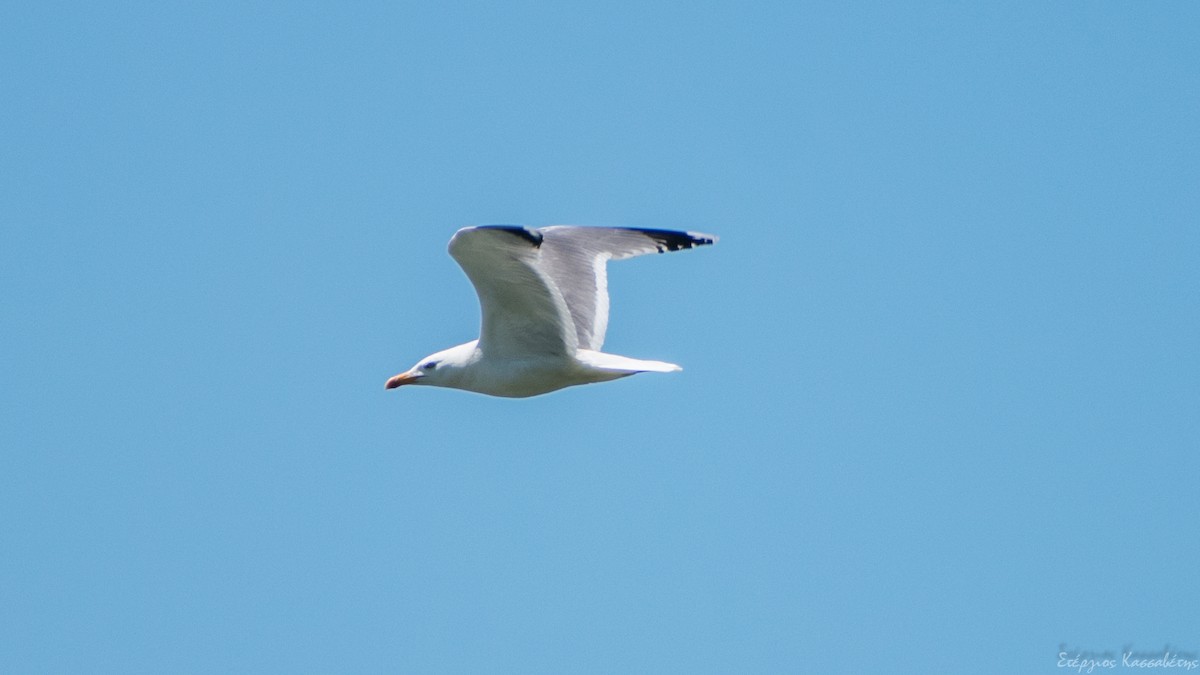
385 341 478 390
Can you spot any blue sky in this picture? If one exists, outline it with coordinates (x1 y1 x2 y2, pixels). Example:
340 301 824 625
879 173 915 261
2 2 1198 673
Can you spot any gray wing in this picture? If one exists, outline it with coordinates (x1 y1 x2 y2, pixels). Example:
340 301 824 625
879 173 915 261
448 226 578 358
538 226 717 350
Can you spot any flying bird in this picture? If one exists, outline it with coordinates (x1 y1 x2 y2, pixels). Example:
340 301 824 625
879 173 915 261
385 225 717 398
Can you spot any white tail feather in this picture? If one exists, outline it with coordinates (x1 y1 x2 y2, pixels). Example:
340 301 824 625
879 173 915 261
576 349 682 374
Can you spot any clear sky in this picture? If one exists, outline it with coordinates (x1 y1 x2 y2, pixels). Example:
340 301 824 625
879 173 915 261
2 2 1198 673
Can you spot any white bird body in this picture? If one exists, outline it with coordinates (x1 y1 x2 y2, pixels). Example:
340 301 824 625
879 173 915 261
386 225 715 398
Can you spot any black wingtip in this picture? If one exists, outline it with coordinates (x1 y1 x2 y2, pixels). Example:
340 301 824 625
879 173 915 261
635 228 717 253
475 225 543 247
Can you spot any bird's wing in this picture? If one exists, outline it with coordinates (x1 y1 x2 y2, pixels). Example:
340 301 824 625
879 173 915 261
448 226 578 358
538 226 717 350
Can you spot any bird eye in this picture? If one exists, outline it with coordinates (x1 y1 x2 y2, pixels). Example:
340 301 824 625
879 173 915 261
422 362 437 370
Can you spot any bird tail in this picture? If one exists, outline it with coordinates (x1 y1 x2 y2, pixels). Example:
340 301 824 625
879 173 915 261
576 350 682 374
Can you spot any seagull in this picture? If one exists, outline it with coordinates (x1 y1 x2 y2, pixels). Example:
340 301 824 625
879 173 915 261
385 225 717 398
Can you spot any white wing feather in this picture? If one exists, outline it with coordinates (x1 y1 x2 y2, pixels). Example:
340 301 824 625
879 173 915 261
448 225 716 357
448 227 577 358
538 226 717 350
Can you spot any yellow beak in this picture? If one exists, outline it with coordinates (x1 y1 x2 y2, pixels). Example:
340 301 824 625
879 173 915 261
385 371 421 389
